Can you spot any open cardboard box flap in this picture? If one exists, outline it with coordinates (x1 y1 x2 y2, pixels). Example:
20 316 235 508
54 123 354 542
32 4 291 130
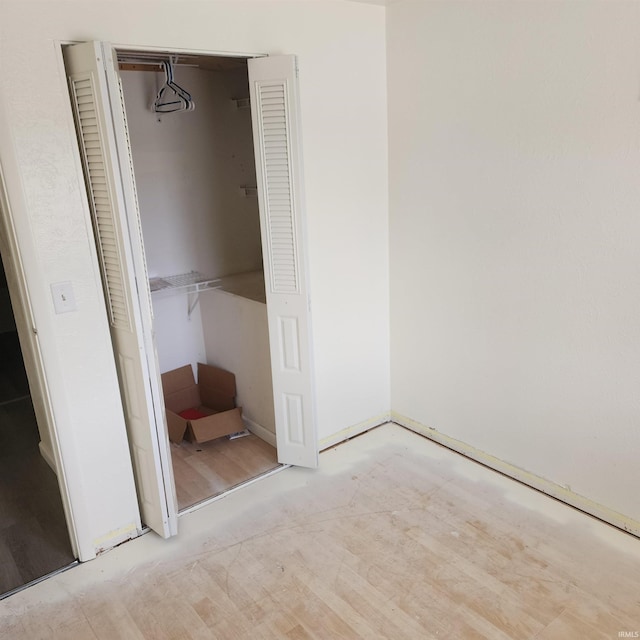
161 363 243 443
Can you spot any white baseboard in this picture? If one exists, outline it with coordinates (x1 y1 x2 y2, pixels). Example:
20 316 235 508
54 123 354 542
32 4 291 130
246 413 392 455
391 411 640 539
39 440 57 474
319 412 391 451
243 416 277 448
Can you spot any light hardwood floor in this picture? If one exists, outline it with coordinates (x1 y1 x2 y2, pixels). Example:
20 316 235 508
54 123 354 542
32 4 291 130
171 433 280 510
1 423 639 638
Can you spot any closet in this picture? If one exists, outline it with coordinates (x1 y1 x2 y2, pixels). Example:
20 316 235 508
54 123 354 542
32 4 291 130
118 54 278 510
63 42 318 540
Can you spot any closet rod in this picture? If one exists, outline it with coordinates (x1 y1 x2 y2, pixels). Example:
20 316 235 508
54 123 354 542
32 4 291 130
118 62 198 72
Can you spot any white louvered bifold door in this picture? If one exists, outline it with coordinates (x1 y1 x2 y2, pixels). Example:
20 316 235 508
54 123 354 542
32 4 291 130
248 55 318 468
64 42 178 538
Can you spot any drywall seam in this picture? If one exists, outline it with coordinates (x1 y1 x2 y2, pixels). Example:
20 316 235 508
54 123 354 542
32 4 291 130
391 412 640 539
319 411 391 451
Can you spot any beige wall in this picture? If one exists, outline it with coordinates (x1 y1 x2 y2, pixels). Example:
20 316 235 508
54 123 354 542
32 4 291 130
388 0 640 524
0 0 389 558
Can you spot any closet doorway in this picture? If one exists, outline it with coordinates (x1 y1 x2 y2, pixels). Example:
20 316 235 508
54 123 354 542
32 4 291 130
63 42 318 539
119 52 281 513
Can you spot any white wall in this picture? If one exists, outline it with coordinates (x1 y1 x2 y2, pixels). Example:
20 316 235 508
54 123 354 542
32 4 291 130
388 1 640 523
0 0 389 556
122 67 262 282
201 285 276 437
121 66 262 374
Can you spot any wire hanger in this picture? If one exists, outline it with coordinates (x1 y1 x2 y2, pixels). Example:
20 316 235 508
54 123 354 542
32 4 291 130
153 60 195 113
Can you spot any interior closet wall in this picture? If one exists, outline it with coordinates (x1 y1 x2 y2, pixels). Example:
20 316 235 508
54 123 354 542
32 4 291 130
120 66 262 375
201 286 275 438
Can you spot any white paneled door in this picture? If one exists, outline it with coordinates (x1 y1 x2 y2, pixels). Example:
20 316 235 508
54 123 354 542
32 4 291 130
248 55 318 468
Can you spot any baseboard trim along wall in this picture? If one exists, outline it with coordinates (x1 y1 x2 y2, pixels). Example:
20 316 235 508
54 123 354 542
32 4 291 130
38 440 57 474
319 412 392 451
391 411 640 539
243 417 276 448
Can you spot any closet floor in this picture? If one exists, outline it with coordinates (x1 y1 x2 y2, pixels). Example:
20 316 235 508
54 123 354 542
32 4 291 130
0 396 75 596
171 433 280 510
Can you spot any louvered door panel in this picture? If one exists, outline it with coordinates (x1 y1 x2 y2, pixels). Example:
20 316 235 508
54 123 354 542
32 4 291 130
69 75 131 330
256 82 299 294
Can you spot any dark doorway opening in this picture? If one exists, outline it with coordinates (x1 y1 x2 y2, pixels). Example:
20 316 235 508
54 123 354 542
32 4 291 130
0 258 75 598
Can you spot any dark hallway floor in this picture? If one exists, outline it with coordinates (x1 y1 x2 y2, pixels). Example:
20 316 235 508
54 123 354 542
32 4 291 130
0 331 29 403
0 330 75 597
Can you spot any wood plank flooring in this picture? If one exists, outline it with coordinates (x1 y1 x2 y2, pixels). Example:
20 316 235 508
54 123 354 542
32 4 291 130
2 423 640 638
171 433 279 510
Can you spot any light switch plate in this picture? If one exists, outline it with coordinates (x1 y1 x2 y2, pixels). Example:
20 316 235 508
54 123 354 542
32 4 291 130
51 281 77 314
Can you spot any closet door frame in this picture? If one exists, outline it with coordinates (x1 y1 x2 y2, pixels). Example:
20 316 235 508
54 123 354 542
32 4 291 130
109 44 320 467
92 43 318 507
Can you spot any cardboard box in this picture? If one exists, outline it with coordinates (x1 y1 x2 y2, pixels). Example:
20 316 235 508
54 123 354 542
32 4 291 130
161 363 244 444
